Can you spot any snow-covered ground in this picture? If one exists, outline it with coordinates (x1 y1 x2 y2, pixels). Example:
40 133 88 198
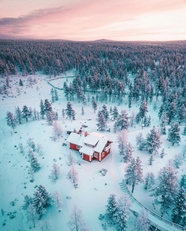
0 72 185 231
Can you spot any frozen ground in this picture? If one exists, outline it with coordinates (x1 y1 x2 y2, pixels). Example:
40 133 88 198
0 72 185 231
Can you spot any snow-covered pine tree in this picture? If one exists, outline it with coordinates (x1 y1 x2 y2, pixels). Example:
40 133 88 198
105 194 118 226
129 111 135 128
40 99 45 119
53 191 63 212
116 110 130 130
153 163 178 217
173 153 184 168
33 191 46 219
92 98 97 113
66 101 74 120
144 172 155 190
97 111 107 131
38 185 51 204
124 143 133 163
68 205 89 231
53 121 63 140
68 151 74 166
146 126 161 154
117 129 128 158
26 203 37 228
172 187 186 225
166 100 177 124
44 99 52 113
6 111 16 131
160 112 168 135
160 148 165 158
54 89 58 101
139 100 148 120
15 106 22 124
81 107 84 115
29 152 40 172
135 208 150 231
102 105 109 121
116 195 132 231
22 105 31 122
148 154 154 165
111 106 119 121
49 163 61 181
125 156 143 193
22 195 33 210
68 165 78 188
168 122 181 146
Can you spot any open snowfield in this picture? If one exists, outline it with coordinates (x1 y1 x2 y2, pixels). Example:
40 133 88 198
0 72 185 231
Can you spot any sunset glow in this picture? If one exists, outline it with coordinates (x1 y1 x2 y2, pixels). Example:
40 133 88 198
0 0 185 41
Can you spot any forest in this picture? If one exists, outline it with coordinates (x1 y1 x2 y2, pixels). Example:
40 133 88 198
1 39 186 231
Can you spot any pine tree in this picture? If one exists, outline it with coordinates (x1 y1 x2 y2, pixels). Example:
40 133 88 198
116 110 130 130
144 172 155 190
124 143 133 163
26 203 37 228
172 187 186 225
97 111 107 131
49 163 61 181
160 113 168 135
168 122 181 146
135 208 150 231
68 165 78 188
139 100 148 119
117 129 128 158
125 157 143 193
116 195 132 231
44 99 52 113
130 111 136 128
160 148 165 158
81 107 84 115
40 99 45 119
111 106 119 121
6 111 16 131
53 121 63 140
29 152 40 172
33 191 46 219
53 191 63 212
166 100 176 124
66 101 74 120
15 107 22 124
105 194 118 225
153 163 178 217
92 99 97 113
146 126 161 154
54 89 59 101
173 153 184 168
68 205 88 231
148 154 154 165
102 105 109 121
22 105 31 122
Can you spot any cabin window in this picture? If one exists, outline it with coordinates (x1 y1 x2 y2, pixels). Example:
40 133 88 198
102 152 105 157
94 152 98 158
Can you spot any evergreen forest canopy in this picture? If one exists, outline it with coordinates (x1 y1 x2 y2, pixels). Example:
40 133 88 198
0 40 186 110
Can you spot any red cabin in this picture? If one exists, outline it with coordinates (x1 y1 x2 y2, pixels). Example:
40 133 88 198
66 132 112 162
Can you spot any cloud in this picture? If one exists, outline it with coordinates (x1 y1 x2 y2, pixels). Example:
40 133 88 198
0 0 185 40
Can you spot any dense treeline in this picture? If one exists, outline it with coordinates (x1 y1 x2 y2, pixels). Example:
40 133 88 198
1 40 186 127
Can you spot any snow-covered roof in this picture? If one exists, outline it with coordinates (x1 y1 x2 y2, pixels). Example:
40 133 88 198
66 124 81 132
94 138 108 153
84 134 100 146
66 133 81 145
79 146 94 156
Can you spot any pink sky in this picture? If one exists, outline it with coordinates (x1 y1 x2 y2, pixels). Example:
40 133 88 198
0 0 186 41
